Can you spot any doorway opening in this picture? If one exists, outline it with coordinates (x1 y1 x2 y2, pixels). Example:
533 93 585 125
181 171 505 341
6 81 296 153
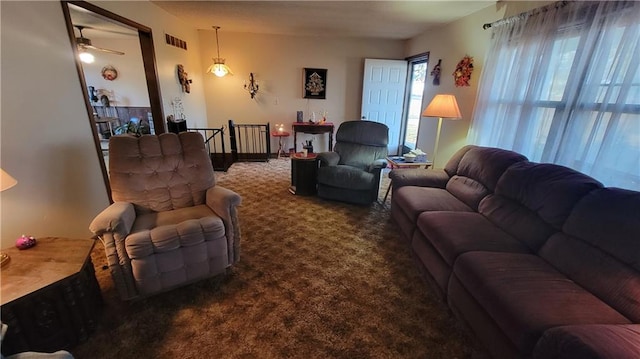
401 53 428 154
61 1 165 202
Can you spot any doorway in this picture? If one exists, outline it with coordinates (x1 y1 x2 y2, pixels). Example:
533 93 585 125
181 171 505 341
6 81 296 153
61 1 165 202
401 53 429 153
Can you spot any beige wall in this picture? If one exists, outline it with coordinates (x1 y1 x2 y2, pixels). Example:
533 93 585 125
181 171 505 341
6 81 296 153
82 37 149 107
406 1 551 168
0 0 208 247
199 31 404 153
0 1 548 247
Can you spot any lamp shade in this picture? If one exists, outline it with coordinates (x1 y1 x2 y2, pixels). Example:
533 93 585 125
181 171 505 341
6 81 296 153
207 59 233 77
422 94 462 119
0 168 17 192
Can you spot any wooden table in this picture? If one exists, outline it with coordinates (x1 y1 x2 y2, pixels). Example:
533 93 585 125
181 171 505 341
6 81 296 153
271 130 290 158
292 122 334 152
383 156 432 202
0 237 103 355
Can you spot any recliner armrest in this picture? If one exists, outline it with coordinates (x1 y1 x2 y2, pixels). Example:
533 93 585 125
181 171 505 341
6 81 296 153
368 158 388 172
206 186 243 263
389 168 450 189
317 151 340 167
89 201 136 238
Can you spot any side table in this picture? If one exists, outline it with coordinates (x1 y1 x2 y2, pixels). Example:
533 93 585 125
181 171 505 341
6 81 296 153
0 237 103 356
271 130 290 158
383 156 432 202
290 152 318 195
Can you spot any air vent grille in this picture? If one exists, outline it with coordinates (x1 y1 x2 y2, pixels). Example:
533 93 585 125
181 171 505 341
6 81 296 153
165 34 187 50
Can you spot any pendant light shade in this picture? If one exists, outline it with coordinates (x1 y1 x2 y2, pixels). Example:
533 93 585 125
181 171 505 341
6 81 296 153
207 26 233 77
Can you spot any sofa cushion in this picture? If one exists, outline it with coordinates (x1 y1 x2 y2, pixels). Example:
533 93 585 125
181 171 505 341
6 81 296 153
445 146 527 210
539 188 640 323
317 165 376 190
453 251 631 355
493 162 603 230
394 186 474 224
416 211 531 267
533 324 640 359
479 162 603 251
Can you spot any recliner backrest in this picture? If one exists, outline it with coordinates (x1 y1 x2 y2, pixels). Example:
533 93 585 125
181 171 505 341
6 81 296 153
108 132 215 214
333 120 388 169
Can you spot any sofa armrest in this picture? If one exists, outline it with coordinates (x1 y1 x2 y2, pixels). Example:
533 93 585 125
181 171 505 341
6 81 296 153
317 151 340 167
389 168 450 189
206 186 243 263
533 324 640 359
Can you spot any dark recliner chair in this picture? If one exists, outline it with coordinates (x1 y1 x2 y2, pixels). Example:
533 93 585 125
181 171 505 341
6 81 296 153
316 120 388 205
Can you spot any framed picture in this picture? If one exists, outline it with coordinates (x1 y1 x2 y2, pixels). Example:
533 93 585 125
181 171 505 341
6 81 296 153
303 68 327 99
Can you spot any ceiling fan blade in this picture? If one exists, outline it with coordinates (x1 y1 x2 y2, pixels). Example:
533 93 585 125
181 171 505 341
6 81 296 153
79 43 125 56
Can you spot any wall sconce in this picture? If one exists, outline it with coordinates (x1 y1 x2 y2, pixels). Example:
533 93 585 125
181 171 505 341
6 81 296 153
244 73 259 99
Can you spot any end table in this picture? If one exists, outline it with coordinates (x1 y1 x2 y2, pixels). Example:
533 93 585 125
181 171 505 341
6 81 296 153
1 237 103 356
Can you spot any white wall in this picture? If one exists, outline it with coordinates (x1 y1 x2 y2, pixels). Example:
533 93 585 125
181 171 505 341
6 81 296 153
199 31 405 153
90 1 210 129
0 1 109 246
0 1 210 247
406 1 552 168
82 37 150 107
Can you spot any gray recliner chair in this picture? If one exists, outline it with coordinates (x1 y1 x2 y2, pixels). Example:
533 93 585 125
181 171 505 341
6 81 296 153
89 132 242 300
316 120 388 205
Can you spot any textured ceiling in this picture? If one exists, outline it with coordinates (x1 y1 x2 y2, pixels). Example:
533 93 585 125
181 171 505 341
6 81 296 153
151 1 496 40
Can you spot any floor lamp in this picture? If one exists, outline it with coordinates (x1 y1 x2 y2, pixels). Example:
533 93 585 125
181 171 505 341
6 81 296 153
421 94 462 167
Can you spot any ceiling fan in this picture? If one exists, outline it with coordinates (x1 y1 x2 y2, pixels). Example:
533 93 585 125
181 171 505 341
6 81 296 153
75 25 125 55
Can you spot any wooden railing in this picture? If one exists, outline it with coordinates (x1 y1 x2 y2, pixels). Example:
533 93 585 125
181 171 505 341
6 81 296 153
228 120 270 163
188 127 231 171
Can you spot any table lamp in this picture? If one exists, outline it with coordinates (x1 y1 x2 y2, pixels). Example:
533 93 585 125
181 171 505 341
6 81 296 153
421 94 462 167
1 168 18 266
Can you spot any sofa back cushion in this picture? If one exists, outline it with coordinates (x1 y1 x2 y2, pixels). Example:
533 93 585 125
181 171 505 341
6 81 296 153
539 188 640 322
480 162 603 250
445 146 527 210
109 132 215 214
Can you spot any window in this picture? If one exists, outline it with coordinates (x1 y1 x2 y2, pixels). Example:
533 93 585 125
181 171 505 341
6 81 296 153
469 1 640 190
401 53 428 153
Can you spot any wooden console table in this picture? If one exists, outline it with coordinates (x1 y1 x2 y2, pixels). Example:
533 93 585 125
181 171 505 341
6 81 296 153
0 237 103 356
292 122 334 152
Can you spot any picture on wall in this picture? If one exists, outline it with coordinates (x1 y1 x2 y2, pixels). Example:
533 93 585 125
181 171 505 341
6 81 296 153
303 68 327 99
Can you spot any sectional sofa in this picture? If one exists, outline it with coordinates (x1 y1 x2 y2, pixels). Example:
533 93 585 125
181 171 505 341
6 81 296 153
389 145 640 358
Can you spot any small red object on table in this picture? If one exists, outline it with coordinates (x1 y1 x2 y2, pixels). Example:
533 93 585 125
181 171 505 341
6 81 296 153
271 130 290 158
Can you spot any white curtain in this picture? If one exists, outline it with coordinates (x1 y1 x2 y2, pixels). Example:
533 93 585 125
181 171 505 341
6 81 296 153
468 1 640 191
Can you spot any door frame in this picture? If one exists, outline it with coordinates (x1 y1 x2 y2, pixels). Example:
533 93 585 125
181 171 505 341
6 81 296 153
60 0 165 203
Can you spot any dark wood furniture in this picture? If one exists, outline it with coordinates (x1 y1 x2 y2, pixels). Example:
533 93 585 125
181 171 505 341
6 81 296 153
292 122 334 152
290 152 318 195
0 237 102 356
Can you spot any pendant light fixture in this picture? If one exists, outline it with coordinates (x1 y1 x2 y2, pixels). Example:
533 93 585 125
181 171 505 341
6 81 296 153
207 26 233 77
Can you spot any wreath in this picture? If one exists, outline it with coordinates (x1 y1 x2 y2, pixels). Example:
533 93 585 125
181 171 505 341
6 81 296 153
453 55 474 87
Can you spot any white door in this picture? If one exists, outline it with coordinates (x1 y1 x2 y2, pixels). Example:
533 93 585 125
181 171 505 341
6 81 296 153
361 58 408 155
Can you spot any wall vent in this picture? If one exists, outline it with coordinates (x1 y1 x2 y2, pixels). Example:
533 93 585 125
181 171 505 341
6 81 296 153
165 34 187 50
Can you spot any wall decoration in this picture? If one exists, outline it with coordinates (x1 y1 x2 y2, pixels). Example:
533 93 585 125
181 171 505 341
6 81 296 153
303 68 327 99
177 64 192 93
453 55 474 87
101 65 118 81
430 59 442 86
